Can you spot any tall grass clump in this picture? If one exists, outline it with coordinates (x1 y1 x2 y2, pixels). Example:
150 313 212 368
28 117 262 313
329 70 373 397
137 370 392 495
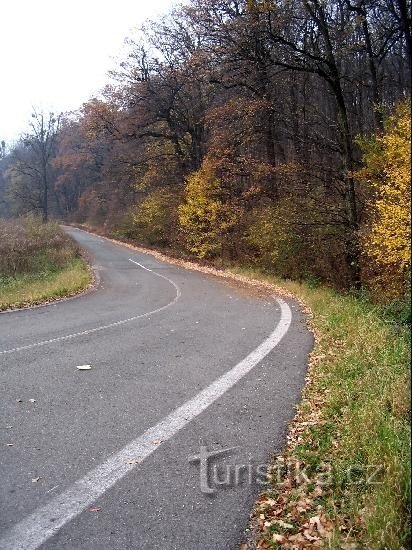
0 217 90 310
0 217 80 277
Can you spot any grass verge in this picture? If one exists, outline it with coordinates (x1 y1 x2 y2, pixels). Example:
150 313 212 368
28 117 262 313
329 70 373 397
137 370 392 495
232 267 410 549
0 218 92 311
0 258 91 311
67 225 411 548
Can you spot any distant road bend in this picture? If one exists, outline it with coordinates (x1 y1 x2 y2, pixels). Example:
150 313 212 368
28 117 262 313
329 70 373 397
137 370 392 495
0 227 312 550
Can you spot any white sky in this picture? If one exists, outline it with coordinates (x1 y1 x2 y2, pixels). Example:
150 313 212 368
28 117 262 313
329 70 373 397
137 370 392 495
0 0 175 144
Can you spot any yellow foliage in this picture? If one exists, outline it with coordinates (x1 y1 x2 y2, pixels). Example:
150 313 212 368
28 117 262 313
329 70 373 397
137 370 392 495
131 187 181 246
244 197 343 283
136 140 180 191
178 161 240 258
245 202 293 266
357 100 411 298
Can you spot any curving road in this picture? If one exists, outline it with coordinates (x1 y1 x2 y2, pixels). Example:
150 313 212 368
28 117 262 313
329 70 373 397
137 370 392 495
0 227 312 550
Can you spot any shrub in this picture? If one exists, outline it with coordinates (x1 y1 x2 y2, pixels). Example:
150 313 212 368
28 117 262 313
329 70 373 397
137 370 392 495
129 186 181 247
357 100 411 301
244 200 349 286
178 161 240 259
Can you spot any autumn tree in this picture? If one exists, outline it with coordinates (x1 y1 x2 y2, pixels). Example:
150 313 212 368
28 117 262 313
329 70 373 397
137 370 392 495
0 141 11 216
129 185 182 246
357 100 411 299
179 160 241 258
53 109 112 218
1 0 409 295
184 0 410 286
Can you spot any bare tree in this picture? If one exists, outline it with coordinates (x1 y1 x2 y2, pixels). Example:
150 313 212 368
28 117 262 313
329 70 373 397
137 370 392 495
17 110 61 222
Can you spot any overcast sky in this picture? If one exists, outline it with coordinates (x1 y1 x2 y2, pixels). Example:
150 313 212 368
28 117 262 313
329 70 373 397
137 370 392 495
0 0 174 144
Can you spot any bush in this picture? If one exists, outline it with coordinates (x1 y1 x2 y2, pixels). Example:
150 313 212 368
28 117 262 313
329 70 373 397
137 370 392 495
357 100 411 301
128 186 182 247
244 200 350 286
244 201 301 276
179 162 241 259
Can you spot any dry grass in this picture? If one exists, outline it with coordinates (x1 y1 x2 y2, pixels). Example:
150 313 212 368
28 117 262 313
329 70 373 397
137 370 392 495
0 217 80 276
0 218 91 310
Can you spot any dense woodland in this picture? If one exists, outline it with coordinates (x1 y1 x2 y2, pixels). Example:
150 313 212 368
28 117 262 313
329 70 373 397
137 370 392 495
1 0 410 299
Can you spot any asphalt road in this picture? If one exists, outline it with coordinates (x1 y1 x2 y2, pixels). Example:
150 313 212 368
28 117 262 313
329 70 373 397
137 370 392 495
0 227 312 550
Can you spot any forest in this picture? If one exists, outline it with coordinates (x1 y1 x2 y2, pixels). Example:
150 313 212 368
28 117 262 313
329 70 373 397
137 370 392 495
1 1 411 546
0 0 410 302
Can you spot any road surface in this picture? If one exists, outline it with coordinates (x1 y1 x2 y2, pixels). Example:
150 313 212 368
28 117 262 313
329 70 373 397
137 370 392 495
0 227 312 549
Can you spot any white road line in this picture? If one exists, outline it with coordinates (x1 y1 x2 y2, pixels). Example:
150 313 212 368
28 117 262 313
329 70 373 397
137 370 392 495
0 298 292 550
0 259 180 355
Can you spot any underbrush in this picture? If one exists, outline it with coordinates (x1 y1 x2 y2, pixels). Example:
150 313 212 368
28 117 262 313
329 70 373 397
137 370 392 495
0 218 91 309
0 217 80 276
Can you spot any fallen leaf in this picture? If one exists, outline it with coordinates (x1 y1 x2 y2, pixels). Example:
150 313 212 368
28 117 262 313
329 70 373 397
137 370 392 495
309 515 326 535
275 520 294 530
288 533 307 543
303 530 319 542
31 477 40 483
76 365 92 370
272 533 285 543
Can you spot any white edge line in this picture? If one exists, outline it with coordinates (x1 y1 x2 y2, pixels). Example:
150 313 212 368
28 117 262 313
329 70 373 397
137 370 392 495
0 259 180 355
0 298 292 550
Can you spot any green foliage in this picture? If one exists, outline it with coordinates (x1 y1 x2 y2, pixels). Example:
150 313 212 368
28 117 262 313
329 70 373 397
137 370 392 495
378 295 411 326
232 266 411 548
178 162 240 259
244 201 304 277
243 198 349 286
